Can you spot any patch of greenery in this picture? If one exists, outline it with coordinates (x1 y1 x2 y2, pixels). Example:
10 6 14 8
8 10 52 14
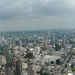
45 62 49 66
37 69 50 75
72 68 75 72
61 69 64 74
41 72 50 75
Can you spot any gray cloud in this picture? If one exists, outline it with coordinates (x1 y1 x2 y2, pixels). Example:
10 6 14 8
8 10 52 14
0 0 75 20
0 0 75 31
32 0 75 16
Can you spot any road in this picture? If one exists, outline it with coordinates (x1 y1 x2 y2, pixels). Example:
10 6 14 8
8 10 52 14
59 55 70 72
55 48 73 75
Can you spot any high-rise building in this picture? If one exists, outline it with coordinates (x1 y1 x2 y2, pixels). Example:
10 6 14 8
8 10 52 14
55 42 59 51
27 59 36 75
15 59 22 75
62 35 66 47
53 36 56 47
8 37 15 46
5 63 14 75
4 46 12 62
34 46 40 55
19 40 22 47
26 48 36 75
15 40 20 46
22 38 26 43
0 55 6 65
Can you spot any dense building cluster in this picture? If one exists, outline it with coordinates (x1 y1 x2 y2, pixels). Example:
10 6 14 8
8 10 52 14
0 29 75 75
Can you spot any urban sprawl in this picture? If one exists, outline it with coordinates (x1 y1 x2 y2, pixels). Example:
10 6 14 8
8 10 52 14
0 29 75 75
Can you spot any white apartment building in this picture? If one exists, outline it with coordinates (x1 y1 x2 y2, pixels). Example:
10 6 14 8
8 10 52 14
0 55 6 65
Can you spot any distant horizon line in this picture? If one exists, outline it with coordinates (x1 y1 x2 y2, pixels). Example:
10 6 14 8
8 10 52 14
0 28 75 33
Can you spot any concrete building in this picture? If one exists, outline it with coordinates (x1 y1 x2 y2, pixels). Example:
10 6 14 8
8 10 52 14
34 46 40 55
43 55 61 64
35 57 44 65
62 35 66 47
4 46 12 62
15 60 22 75
27 59 36 75
0 55 6 65
26 48 36 75
15 40 20 46
19 47 26 56
52 36 56 47
8 38 15 46
48 48 54 55
5 63 14 75
13 49 20 56
66 71 74 75
19 40 22 47
53 51 64 56
13 46 26 56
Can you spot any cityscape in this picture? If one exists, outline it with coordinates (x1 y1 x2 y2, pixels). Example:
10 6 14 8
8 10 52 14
0 0 75 75
0 29 75 75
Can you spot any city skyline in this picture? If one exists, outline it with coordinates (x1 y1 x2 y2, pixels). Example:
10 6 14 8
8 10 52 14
0 29 75 75
0 0 75 31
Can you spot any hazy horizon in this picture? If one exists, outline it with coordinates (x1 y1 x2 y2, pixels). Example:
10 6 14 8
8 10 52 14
0 0 75 31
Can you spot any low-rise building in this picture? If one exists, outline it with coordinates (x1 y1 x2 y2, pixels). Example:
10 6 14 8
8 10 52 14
43 55 61 64
0 55 6 65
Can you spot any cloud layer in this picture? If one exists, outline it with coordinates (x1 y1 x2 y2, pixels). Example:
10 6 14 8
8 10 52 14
0 0 75 31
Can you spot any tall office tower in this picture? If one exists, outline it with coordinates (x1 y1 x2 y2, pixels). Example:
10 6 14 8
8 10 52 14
26 38 29 44
2 37 4 41
9 38 14 46
27 59 36 75
4 46 12 62
21 38 26 47
0 55 6 65
9 37 15 46
12 38 15 46
55 42 59 51
26 47 31 54
22 38 26 43
69 39 73 44
34 46 40 55
19 40 22 47
15 59 22 75
62 35 66 47
59 43 61 50
5 63 14 75
52 36 56 47
4 46 9 62
26 48 36 75
45 37 48 47
26 48 34 59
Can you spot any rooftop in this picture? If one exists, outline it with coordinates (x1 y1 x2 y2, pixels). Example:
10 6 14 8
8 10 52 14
44 55 61 59
67 73 73 75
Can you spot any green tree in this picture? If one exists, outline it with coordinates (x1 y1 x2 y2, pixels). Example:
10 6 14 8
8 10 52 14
41 72 50 75
72 68 75 72
45 62 49 66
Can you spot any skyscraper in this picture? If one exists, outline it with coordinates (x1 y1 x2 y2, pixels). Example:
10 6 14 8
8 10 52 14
26 48 36 75
4 45 12 62
62 35 66 47
5 63 14 75
27 59 36 75
15 59 22 75
53 36 56 47
55 42 59 51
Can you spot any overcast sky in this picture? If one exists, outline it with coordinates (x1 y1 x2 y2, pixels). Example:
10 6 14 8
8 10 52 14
0 0 75 32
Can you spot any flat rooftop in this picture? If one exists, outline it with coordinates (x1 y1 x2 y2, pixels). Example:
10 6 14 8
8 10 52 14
44 55 61 59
